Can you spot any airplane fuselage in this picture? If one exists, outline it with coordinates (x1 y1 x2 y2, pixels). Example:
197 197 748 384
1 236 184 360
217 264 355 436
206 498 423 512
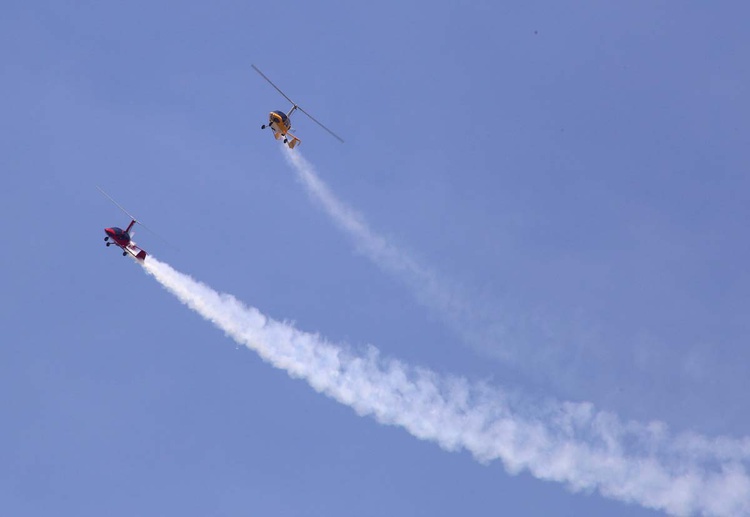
104 227 131 247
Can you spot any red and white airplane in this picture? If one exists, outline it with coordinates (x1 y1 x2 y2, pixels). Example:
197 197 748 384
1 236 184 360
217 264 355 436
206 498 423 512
98 187 148 261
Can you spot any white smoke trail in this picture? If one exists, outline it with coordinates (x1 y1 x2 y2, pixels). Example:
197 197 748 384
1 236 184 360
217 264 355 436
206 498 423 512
282 149 444 298
142 256 750 516
282 148 520 363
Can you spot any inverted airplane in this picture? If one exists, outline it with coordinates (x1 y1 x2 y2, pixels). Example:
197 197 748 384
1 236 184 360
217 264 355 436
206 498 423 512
252 64 344 149
98 186 148 261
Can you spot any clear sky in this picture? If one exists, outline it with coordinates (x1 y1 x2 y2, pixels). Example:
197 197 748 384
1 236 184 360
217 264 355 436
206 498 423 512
2 2 749 516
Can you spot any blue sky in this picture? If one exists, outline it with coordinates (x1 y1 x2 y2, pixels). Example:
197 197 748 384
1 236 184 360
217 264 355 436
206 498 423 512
2 2 750 515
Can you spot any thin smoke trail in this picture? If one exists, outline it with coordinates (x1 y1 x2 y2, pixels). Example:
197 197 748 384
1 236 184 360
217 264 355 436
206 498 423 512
282 149 440 288
141 256 750 516
281 148 520 363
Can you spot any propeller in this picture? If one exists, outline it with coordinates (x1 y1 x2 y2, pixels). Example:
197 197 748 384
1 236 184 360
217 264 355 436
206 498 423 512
97 185 137 222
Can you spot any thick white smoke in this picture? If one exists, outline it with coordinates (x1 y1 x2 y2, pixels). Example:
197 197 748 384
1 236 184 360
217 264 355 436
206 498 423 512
142 256 750 516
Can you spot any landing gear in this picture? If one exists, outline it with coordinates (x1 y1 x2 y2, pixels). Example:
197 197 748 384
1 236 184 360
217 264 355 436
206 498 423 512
122 251 127 256
283 138 288 144
106 242 111 247
104 236 109 241
261 124 266 129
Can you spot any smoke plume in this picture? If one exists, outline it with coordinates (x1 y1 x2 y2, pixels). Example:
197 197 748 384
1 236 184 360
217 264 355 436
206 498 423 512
142 256 750 516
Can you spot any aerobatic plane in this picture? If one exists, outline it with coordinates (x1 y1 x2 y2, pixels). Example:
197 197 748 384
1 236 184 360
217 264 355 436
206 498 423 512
98 187 148 261
252 64 344 149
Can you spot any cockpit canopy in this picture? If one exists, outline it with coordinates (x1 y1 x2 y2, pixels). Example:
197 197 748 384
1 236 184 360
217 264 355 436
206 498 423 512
271 110 289 123
107 227 131 241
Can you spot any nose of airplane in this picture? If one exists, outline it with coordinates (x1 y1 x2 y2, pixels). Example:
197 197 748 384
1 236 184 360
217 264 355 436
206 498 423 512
105 228 114 236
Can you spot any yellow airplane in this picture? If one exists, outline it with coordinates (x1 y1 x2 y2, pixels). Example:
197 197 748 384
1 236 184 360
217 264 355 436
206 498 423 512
252 64 344 149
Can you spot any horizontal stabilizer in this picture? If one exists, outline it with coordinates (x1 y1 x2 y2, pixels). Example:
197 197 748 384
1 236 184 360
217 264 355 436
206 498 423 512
126 243 148 261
